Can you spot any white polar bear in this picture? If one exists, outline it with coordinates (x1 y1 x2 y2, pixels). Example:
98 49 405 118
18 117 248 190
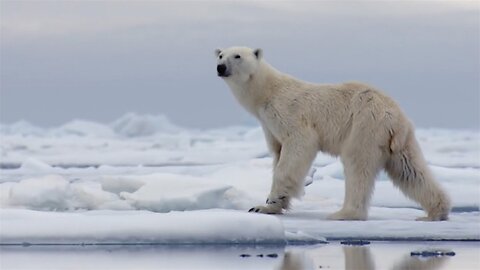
215 46 450 221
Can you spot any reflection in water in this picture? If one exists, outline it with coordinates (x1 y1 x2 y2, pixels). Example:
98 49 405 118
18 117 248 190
278 245 452 270
1 243 466 270
344 246 375 270
276 250 313 270
391 254 448 270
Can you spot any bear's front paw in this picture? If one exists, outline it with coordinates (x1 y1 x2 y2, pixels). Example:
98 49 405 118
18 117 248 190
248 203 283 214
266 195 290 210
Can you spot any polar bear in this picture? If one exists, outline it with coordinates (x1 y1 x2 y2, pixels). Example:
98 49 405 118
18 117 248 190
215 46 450 221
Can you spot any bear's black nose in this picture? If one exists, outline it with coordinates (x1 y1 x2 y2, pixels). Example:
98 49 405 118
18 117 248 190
217 64 227 76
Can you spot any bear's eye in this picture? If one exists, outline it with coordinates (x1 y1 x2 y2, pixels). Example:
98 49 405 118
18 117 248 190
219 55 223 59
234 55 241 59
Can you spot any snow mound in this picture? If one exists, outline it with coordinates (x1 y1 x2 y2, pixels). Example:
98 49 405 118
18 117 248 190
111 112 182 137
53 120 115 137
0 209 285 245
0 113 183 138
0 120 44 136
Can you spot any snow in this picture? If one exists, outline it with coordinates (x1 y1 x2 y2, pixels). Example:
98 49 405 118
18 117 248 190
1 113 479 245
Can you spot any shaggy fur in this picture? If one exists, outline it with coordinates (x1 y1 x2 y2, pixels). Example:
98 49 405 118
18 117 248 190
215 46 450 221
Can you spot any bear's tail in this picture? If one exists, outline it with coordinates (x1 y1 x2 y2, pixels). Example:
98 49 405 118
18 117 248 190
387 113 409 154
385 130 451 221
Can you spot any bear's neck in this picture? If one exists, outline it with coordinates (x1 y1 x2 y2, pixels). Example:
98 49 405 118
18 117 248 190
226 61 284 117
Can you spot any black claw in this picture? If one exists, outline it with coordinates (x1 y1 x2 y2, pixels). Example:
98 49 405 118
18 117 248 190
255 209 260 212
248 208 255 212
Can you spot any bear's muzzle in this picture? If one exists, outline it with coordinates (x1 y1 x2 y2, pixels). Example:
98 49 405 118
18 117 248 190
217 64 229 77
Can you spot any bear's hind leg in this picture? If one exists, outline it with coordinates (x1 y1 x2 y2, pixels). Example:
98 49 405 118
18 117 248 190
385 133 450 221
327 134 385 220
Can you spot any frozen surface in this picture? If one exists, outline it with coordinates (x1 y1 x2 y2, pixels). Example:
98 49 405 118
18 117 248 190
1 114 479 244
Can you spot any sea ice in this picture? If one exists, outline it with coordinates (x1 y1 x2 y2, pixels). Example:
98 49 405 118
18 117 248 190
0 114 479 244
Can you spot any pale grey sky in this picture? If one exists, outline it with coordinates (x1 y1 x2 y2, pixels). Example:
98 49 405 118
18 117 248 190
1 0 479 129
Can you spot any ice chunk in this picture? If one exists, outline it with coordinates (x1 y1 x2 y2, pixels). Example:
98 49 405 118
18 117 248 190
285 231 327 244
19 158 54 173
0 209 286 245
7 175 69 210
120 174 249 212
68 181 127 210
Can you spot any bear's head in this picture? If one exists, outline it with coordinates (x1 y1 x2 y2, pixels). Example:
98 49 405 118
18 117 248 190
215 46 263 83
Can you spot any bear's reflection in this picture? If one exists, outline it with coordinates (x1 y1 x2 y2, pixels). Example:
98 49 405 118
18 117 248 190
277 246 450 270
343 246 375 270
390 253 448 270
276 250 313 270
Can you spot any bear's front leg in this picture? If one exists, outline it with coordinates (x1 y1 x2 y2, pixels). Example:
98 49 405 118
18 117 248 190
261 124 281 168
248 134 318 215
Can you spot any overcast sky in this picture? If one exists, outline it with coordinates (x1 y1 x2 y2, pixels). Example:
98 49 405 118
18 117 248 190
1 0 479 129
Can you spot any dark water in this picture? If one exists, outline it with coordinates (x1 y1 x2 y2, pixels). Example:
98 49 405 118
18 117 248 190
1 242 479 270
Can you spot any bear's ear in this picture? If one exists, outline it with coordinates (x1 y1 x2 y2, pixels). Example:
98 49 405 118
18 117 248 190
253 48 263 59
215 48 222 57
